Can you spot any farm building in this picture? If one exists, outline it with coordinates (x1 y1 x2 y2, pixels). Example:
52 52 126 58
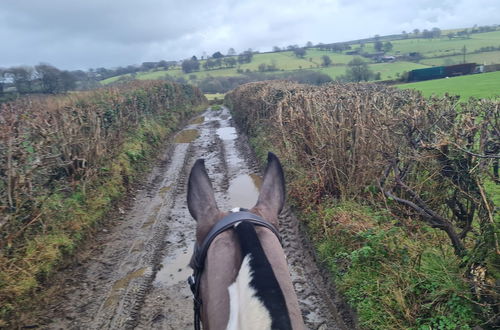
408 63 478 82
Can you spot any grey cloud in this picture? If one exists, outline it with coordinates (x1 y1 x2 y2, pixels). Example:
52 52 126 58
0 0 498 70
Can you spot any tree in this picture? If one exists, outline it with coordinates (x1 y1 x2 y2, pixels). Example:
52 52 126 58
321 55 332 67
182 58 200 73
223 57 237 68
227 48 236 56
237 50 253 64
35 64 76 93
158 60 170 69
345 57 373 82
306 41 313 48
413 28 420 36
422 29 433 38
431 27 441 38
272 46 281 52
212 51 224 59
374 40 383 52
447 32 455 40
293 48 306 58
7 66 33 93
383 41 393 53
35 64 61 93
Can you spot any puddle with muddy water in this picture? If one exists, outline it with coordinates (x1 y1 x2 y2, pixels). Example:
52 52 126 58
174 129 199 143
154 247 193 286
227 173 262 209
216 127 236 140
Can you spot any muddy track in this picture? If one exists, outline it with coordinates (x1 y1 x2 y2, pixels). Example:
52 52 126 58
25 106 351 330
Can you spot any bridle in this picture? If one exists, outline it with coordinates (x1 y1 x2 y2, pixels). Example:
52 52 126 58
188 210 283 330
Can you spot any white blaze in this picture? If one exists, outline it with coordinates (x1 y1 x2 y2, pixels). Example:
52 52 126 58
226 254 272 330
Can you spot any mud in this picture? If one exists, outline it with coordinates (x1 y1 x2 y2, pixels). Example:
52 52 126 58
22 106 352 329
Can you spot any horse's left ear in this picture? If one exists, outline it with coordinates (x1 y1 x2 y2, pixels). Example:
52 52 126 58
252 152 286 225
187 159 219 223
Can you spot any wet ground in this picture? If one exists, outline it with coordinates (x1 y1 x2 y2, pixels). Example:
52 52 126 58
23 106 352 329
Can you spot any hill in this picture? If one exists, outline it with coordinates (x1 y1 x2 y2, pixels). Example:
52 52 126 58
100 26 500 94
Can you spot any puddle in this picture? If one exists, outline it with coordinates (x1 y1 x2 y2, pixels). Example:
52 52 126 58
174 129 199 143
216 127 236 140
159 185 171 198
249 173 262 190
141 214 156 228
104 267 147 308
189 116 205 125
154 247 193 286
227 174 261 209
112 268 147 290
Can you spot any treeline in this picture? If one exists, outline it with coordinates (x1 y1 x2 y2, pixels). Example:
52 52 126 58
1 64 82 94
0 81 207 325
192 70 332 93
226 81 498 329
181 50 254 73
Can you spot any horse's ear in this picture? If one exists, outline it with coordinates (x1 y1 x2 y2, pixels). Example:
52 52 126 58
252 152 286 225
187 159 219 222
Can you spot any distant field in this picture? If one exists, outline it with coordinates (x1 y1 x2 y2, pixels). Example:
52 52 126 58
312 65 346 79
396 71 500 99
205 93 225 101
100 30 499 86
369 61 429 80
362 31 500 58
420 50 500 66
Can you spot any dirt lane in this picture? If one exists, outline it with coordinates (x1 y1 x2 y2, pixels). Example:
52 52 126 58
27 106 349 329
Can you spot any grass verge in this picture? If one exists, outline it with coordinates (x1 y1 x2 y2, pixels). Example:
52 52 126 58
0 90 206 326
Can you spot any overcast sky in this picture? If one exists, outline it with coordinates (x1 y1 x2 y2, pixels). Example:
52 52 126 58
1 0 498 70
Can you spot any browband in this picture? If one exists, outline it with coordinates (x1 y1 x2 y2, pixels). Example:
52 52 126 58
191 211 282 271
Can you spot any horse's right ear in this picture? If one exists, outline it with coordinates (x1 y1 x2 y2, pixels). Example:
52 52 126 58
187 159 219 222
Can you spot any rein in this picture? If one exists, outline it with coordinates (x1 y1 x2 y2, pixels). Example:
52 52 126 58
188 211 283 330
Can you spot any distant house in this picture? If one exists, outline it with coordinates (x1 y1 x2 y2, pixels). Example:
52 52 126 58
380 55 396 62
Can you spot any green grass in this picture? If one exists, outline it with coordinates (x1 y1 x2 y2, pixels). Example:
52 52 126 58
369 61 429 80
312 65 347 79
205 93 225 101
396 71 500 99
362 31 500 58
420 50 500 66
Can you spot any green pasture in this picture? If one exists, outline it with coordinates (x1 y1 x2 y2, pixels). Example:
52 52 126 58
361 31 500 58
396 71 500 100
204 93 225 101
239 51 313 71
305 49 356 64
312 65 346 79
369 61 429 80
420 50 500 66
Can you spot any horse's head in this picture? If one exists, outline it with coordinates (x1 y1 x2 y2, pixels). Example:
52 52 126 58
187 152 303 329
187 152 285 245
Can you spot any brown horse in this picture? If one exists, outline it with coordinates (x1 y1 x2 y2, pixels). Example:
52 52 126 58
187 152 304 329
